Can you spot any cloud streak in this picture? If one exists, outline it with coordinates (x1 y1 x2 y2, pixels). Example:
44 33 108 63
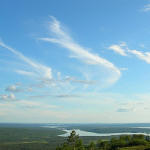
128 49 150 64
40 16 121 86
143 4 150 12
108 42 150 64
108 44 127 56
5 84 33 93
0 40 52 80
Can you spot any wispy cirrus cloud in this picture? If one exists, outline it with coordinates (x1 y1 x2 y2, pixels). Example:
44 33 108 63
17 100 58 109
0 93 58 109
116 95 150 113
5 84 33 93
63 76 96 85
128 49 150 64
108 42 150 64
142 4 150 12
40 16 121 86
117 108 133 112
117 104 136 112
0 40 52 80
55 94 80 98
29 94 80 99
15 70 36 77
108 44 127 56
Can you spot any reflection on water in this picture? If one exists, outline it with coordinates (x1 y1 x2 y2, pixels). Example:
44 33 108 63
132 127 150 129
59 129 150 137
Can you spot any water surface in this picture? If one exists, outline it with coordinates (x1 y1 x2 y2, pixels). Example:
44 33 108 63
59 129 150 137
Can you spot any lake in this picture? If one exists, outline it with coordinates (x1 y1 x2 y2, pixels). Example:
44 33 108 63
59 129 150 137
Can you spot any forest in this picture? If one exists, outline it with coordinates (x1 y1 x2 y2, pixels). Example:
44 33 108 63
57 130 150 150
0 127 150 150
1 124 150 150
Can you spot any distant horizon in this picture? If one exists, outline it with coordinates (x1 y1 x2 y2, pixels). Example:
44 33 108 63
1 122 150 124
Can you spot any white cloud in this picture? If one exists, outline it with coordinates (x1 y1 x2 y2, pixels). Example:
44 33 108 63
108 44 127 56
17 100 58 109
15 70 36 77
0 100 64 123
117 97 150 113
5 84 33 93
143 4 150 12
117 105 136 112
1 92 150 123
128 49 150 64
117 108 132 112
108 42 150 64
5 85 18 92
63 76 96 85
0 93 16 101
0 40 52 80
55 94 80 98
120 67 128 71
40 16 121 86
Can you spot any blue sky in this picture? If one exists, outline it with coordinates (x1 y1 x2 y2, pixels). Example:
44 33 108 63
1 0 150 123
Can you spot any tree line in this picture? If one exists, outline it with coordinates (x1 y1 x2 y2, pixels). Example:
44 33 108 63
56 130 150 150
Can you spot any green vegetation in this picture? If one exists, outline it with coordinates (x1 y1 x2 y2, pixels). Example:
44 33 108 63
0 127 100 150
57 130 150 150
1 125 150 150
0 127 66 150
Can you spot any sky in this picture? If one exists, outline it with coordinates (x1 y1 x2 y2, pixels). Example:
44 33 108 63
1 0 150 123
